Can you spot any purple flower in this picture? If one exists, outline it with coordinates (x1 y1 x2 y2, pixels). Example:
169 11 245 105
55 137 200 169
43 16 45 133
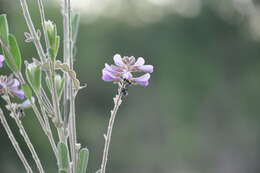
0 75 25 99
0 55 4 68
102 54 154 86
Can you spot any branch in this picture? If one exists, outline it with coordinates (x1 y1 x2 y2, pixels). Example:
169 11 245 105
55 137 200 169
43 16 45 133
19 0 46 62
100 85 124 173
0 108 33 173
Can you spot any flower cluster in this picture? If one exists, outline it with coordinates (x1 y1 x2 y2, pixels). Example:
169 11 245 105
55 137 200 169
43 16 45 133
0 54 24 99
102 54 154 86
0 75 25 99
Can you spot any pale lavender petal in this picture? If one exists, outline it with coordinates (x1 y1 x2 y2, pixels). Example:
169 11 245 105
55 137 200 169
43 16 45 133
20 98 33 109
133 73 150 86
104 64 120 74
10 79 20 89
0 82 5 88
113 54 125 66
134 57 145 66
122 72 132 80
102 69 119 81
12 89 25 100
0 55 4 68
137 65 154 73
110 65 123 72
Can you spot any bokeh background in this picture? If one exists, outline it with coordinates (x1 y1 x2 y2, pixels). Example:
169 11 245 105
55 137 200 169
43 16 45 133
1 0 260 172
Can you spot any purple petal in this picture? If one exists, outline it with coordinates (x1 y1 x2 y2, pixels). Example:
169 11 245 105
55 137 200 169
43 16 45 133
133 73 151 86
113 54 125 66
12 89 25 100
10 79 20 89
0 55 4 68
122 72 132 80
137 65 154 73
134 57 145 66
105 64 117 73
20 99 33 109
0 82 5 88
110 65 123 72
102 69 119 81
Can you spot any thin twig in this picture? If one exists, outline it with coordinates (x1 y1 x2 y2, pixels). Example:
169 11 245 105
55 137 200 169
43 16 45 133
0 108 33 173
35 91 58 158
36 0 50 51
19 0 46 62
15 117 45 173
4 95 45 173
100 85 124 173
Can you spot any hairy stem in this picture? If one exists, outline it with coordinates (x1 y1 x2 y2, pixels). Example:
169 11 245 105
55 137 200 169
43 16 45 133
14 117 45 173
0 108 33 173
36 0 50 51
35 92 58 158
63 0 77 172
4 95 45 173
100 86 124 173
19 0 46 62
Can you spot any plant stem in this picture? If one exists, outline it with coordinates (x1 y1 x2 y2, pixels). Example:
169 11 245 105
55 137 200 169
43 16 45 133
63 0 77 172
35 92 58 158
0 108 33 173
4 95 45 173
36 0 50 51
14 117 45 173
19 0 46 62
100 85 124 173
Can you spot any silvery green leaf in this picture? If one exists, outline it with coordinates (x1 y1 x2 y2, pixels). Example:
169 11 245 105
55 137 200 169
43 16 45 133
3 34 22 72
76 148 89 173
58 142 69 171
0 14 9 45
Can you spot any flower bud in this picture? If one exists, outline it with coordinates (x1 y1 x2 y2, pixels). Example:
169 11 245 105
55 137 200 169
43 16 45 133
45 20 56 46
45 20 60 60
55 74 64 99
25 59 42 91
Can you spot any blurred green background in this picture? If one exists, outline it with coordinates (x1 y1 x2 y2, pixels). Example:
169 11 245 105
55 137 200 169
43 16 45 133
1 0 260 173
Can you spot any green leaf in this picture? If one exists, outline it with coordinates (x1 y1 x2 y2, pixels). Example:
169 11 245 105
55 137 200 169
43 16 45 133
21 84 32 99
76 148 89 173
58 142 69 171
3 34 22 71
0 14 9 45
95 170 101 173
72 13 80 43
